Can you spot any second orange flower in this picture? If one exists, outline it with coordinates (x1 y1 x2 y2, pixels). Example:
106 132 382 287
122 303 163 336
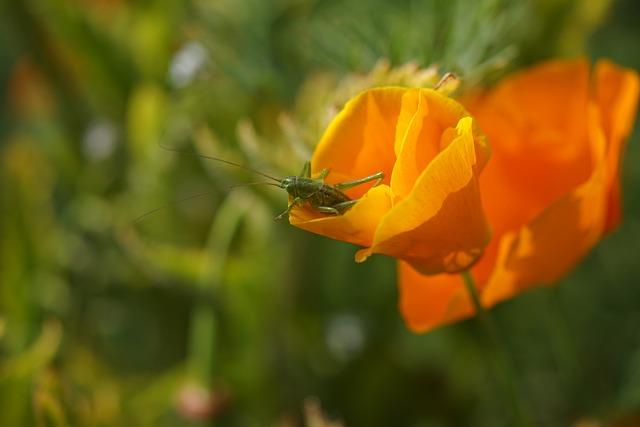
399 59 639 333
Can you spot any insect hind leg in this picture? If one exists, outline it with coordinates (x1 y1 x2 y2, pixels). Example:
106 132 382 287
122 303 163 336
299 161 311 178
334 171 384 191
318 199 359 216
332 200 358 212
316 206 340 215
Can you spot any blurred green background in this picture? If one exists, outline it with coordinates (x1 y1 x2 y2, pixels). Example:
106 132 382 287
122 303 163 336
1 0 639 426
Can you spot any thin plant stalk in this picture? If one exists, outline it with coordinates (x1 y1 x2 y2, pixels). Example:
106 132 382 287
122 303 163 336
461 270 532 426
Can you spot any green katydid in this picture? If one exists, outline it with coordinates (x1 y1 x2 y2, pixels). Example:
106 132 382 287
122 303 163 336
274 160 384 219
134 148 384 222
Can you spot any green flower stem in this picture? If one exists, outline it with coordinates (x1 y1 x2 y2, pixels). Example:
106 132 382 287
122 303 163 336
460 271 532 426
545 289 580 395
187 193 251 388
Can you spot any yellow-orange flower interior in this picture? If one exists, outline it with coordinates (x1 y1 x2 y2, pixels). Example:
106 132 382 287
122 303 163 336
290 87 492 275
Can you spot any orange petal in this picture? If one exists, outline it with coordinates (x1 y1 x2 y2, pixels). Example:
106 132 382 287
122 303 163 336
289 185 393 247
477 61 639 307
390 89 475 199
311 88 405 199
389 88 428 198
483 59 591 150
357 117 491 273
398 261 474 333
465 58 593 235
593 60 640 232
481 103 608 306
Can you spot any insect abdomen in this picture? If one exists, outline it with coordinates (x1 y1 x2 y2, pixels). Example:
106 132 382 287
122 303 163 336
289 177 350 207
313 184 350 207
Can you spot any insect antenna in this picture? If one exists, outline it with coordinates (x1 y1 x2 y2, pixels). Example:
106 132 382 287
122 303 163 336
133 191 218 224
159 143 281 183
226 181 282 191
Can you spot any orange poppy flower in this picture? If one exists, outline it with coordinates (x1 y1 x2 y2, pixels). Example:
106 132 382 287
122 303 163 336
289 87 492 275
400 59 639 333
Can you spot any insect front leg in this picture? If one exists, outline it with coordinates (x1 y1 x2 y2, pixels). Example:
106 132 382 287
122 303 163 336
334 171 384 191
275 197 304 220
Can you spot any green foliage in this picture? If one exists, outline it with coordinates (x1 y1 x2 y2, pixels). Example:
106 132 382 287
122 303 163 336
0 0 639 426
